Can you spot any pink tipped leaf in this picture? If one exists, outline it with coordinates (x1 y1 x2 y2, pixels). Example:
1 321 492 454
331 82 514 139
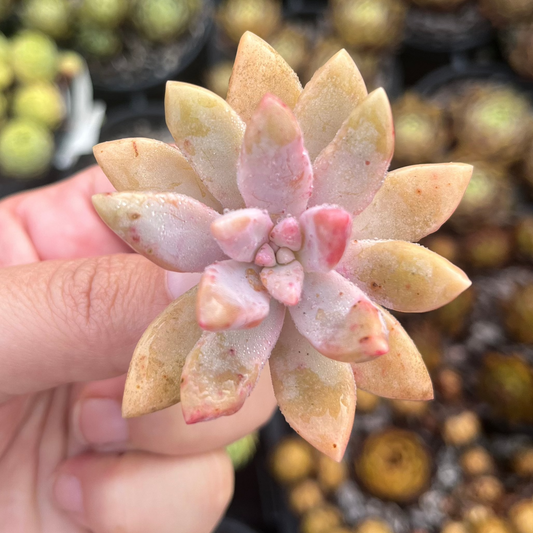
260 261 305 306
123 287 202 418
270 316 356 461
352 163 473 241
165 82 246 210
298 205 352 272
92 192 225 272
337 240 472 313
270 216 302 251
254 243 277 267
294 49 367 162
211 208 273 263
289 271 389 363
180 299 285 423
352 306 434 401
93 138 222 211
237 94 313 221
227 32 302 123
311 88 394 216
196 260 270 331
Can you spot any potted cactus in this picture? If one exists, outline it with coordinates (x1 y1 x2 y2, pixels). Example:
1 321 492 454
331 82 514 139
90 32 472 461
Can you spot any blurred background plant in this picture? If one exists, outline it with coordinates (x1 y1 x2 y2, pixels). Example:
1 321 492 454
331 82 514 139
2 1 533 532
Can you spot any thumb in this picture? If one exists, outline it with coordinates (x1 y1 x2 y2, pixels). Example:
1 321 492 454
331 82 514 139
0 253 198 397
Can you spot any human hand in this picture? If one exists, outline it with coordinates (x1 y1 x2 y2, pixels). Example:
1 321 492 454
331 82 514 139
0 166 277 533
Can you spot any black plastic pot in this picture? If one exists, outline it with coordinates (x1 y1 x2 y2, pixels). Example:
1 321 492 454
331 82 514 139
88 0 215 95
404 1 494 53
215 518 260 533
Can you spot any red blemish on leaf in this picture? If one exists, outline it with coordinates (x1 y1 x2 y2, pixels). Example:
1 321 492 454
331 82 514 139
365 160 370 166
132 140 139 157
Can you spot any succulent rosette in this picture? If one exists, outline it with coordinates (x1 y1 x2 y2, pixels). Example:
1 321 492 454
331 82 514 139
92 33 472 460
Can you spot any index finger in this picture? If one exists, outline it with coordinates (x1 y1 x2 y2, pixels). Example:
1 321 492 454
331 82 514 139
0 166 131 267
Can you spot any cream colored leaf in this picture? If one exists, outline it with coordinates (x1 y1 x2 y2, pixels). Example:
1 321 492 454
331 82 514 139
93 138 222 211
226 32 302 123
337 240 471 313
165 82 246 209
294 49 367 162
311 88 394 216
352 163 473 242
270 316 356 461
122 287 201 417
351 306 433 401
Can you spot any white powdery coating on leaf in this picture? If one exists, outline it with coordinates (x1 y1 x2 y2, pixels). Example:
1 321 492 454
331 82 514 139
270 316 356 461
351 163 473 242
92 192 225 273
289 271 389 363
180 299 285 423
310 89 394 216
196 260 271 331
165 82 246 210
211 208 273 263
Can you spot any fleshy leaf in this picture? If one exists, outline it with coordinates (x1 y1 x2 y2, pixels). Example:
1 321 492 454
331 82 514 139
270 216 302 251
197 260 270 331
254 243 276 267
289 271 389 363
352 306 433 401
92 192 225 272
260 261 304 306
237 94 313 221
93 138 222 211
180 300 285 423
226 32 302 123
165 82 246 210
352 163 473 241
298 205 352 272
123 287 202 418
310 89 394 215
211 208 273 263
270 316 356 461
337 240 471 313
294 50 367 162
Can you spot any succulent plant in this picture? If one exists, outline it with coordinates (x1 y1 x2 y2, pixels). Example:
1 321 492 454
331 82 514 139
91 33 472 460
269 24 309 75
225 432 257 470
13 82 65 130
331 0 406 50
79 0 129 28
57 50 85 79
503 284 533 344
0 59 13 91
478 0 533 26
316 454 347 493
504 23 533 81
451 85 533 165
270 437 314 484
301 504 343 533
356 518 393 533
10 30 59 84
463 227 512 270
205 61 233 98
132 0 191 43
355 428 431 502
460 447 495 477
443 411 481 447
392 92 450 167
21 0 72 40
0 118 54 179
509 500 533 533
218 0 281 44
77 23 122 58
479 353 533 423
288 479 324 515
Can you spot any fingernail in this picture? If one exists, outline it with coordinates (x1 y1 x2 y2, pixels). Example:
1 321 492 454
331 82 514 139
76 398 129 446
54 474 84 514
166 271 201 300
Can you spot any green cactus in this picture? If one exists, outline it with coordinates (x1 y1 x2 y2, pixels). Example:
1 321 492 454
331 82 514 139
13 83 65 130
21 0 72 40
0 119 54 179
10 31 59 84
79 0 129 28
132 0 192 43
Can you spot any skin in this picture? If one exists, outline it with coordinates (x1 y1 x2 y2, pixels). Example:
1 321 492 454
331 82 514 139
0 166 277 533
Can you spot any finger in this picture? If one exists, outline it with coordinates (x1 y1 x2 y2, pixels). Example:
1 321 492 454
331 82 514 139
0 166 130 266
0 253 200 396
70 365 276 456
54 450 233 533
